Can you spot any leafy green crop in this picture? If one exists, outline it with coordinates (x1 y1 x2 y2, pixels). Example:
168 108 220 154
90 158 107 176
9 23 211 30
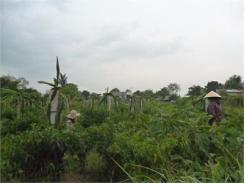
0 92 243 182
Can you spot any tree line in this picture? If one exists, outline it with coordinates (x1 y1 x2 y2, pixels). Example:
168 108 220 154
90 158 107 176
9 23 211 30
0 74 243 102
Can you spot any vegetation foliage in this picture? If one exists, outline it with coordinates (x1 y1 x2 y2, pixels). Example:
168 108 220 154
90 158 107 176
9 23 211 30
0 63 243 182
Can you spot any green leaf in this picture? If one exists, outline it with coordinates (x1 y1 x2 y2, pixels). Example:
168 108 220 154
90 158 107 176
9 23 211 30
38 81 55 87
131 164 167 182
111 157 136 182
0 88 20 96
56 56 60 81
53 78 58 86
210 161 225 182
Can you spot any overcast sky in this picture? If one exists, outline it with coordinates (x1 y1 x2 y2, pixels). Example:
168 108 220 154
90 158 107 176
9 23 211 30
1 0 243 95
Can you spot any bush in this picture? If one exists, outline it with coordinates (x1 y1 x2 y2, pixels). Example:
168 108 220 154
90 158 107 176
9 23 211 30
0 93 243 182
0 119 33 136
81 109 107 128
1 109 16 120
1 127 68 182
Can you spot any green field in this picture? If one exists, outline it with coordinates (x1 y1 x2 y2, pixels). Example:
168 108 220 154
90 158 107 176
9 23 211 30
1 0 243 182
0 65 244 182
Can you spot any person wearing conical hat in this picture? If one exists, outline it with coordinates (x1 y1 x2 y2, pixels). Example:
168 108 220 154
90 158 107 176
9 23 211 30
66 110 80 128
203 91 224 125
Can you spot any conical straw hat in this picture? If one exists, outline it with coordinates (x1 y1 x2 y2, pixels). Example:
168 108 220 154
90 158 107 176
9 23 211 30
66 110 80 119
204 91 221 98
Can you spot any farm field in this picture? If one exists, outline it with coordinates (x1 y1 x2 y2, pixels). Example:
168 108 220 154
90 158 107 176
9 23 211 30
0 72 243 183
1 0 244 183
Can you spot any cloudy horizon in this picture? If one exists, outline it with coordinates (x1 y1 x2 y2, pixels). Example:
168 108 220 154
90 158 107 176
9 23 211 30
1 0 243 95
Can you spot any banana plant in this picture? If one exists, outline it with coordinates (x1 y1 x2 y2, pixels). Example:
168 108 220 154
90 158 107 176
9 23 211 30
38 57 68 125
99 87 118 114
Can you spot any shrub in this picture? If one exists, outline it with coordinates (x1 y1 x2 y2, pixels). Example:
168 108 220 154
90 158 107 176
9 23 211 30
81 109 107 128
1 127 68 182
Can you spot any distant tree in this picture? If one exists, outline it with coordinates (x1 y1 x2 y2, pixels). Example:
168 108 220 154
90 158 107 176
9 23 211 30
0 75 28 90
111 88 120 93
5 77 43 116
111 88 120 96
155 87 169 98
134 90 142 96
141 89 154 99
81 90 90 100
22 88 42 99
169 94 179 101
62 83 80 99
205 81 220 92
224 75 243 89
90 92 100 100
1 76 31 119
60 83 81 112
187 85 203 97
167 83 180 95
22 88 42 107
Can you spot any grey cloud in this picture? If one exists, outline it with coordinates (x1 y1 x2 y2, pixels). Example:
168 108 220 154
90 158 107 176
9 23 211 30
0 0 243 95
2 0 68 11
85 36 184 64
70 23 184 63
111 38 184 58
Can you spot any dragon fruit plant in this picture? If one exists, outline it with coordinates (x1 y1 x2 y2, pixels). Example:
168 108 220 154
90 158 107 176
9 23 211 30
38 57 67 125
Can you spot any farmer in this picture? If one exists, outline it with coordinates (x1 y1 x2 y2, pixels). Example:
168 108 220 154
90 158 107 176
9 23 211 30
66 110 80 128
204 91 224 125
